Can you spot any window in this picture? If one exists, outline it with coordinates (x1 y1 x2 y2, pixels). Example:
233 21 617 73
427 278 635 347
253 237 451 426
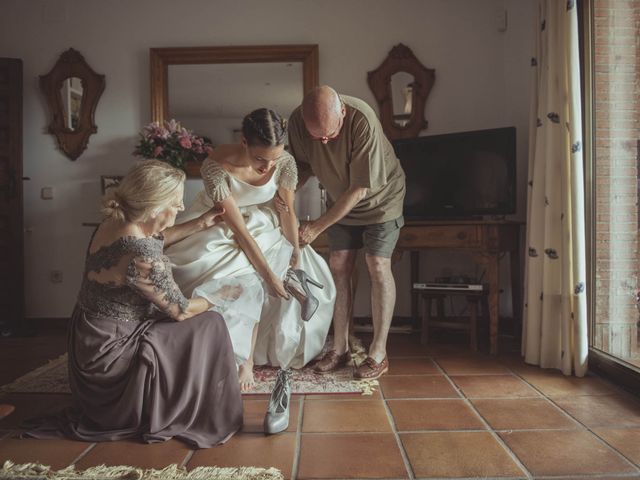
589 0 640 368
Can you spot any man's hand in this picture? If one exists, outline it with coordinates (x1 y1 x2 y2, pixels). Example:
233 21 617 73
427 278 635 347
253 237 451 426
299 221 321 247
198 206 225 229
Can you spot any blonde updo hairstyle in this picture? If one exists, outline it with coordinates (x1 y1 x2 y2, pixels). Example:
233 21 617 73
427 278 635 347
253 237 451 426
101 160 186 223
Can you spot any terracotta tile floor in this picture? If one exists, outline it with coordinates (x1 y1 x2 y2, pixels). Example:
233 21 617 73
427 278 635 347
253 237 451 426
2 328 640 479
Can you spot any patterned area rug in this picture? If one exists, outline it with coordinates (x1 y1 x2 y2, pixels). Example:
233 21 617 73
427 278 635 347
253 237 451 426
0 337 378 396
0 461 283 479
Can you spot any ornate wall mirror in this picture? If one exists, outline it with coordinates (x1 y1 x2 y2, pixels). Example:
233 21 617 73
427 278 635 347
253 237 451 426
40 48 105 160
367 43 435 140
168 62 303 146
150 44 319 177
149 44 321 216
149 45 319 218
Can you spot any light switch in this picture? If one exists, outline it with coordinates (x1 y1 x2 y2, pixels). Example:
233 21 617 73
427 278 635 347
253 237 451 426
41 187 54 200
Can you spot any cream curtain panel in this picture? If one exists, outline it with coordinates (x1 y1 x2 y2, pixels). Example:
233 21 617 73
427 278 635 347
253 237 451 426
523 0 588 376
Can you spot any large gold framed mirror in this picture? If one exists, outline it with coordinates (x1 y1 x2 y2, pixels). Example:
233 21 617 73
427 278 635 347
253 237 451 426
149 44 319 176
367 43 435 140
40 48 105 160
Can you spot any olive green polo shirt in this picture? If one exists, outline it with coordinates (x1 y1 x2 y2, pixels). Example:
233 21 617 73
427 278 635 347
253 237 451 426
288 95 406 226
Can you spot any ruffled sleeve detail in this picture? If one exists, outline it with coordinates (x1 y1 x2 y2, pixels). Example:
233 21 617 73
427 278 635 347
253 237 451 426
274 153 298 191
201 158 232 203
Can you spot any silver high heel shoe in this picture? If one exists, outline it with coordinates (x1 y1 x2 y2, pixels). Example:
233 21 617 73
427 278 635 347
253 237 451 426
264 368 292 435
284 268 324 321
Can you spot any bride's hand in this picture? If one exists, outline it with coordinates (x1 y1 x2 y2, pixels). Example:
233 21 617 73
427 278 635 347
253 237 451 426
198 206 225 229
265 272 289 300
289 247 301 269
273 192 289 214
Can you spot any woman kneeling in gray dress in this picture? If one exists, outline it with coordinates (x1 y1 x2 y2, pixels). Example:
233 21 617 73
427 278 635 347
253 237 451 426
28 160 242 448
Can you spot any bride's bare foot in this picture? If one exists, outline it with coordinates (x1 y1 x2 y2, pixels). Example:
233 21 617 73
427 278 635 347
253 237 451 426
238 362 255 392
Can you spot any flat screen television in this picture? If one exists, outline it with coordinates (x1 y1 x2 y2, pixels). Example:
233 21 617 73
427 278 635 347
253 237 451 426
392 126 516 219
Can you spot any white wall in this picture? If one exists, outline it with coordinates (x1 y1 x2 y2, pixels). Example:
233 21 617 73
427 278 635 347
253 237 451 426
0 0 534 319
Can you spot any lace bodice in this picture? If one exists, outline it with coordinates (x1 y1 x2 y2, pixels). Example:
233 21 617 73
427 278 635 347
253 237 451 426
200 153 298 207
77 233 189 322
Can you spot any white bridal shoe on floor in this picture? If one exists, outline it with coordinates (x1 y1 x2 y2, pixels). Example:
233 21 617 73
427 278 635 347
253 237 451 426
263 368 292 435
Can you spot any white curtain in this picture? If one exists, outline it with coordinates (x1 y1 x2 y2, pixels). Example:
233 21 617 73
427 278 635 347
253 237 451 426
523 0 588 376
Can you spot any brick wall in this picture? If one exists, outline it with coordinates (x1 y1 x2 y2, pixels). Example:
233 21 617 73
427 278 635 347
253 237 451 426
593 0 640 360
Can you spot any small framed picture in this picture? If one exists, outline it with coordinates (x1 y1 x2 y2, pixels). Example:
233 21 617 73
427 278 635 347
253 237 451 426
100 175 123 194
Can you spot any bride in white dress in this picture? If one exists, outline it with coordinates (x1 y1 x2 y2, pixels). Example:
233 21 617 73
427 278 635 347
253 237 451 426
165 109 336 432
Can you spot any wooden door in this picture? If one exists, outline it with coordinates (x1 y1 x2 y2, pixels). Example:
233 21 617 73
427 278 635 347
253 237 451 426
0 59 23 335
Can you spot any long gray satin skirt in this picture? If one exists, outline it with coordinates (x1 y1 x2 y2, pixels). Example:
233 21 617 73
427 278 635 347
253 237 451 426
27 307 243 449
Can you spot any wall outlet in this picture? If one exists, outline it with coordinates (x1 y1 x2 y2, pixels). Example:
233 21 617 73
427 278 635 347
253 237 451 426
50 270 63 283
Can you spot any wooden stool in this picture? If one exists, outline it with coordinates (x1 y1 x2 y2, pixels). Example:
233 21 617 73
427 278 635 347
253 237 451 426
415 287 489 351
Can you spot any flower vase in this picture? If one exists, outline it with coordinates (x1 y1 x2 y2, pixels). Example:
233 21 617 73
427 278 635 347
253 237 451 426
184 160 202 178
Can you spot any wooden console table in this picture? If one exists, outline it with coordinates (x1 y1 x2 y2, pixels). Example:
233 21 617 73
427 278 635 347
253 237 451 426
313 219 523 355
401 220 523 355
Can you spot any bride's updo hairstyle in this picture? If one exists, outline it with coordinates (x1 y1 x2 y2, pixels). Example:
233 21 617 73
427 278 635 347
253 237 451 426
101 160 186 223
241 108 287 147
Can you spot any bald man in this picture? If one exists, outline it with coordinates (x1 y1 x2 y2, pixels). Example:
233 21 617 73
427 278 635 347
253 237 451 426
287 86 406 380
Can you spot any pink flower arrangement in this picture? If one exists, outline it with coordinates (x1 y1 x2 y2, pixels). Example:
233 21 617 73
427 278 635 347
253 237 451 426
133 119 213 170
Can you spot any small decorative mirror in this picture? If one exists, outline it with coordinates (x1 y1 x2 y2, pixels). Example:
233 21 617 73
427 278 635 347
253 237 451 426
367 43 435 140
40 49 105 160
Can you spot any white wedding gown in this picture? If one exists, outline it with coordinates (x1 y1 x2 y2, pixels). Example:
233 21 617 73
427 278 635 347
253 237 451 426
165 157 336 369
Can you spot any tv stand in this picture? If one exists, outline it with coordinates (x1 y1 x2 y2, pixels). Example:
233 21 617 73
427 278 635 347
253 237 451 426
401 219 523 354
